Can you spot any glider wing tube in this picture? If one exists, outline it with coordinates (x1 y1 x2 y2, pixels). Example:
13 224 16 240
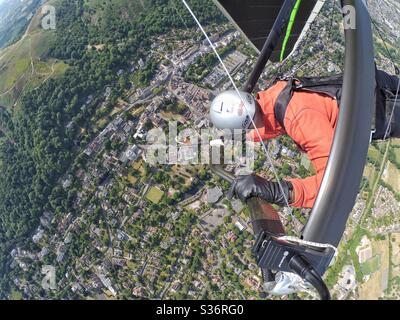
302 0 375 247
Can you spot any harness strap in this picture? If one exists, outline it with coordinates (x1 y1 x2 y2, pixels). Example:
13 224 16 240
273 76 342 130
274 78 296 128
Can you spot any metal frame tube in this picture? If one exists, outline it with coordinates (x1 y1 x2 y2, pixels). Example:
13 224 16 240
303 0 375 246
210 164 284 237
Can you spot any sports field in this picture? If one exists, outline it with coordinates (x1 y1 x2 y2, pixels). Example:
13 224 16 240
146 187 164 204
359 238 390 299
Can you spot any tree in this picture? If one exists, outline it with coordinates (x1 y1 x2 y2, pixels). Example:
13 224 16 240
281 163 292 176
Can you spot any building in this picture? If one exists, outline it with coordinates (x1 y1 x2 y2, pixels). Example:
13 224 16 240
206 187 223 204
355 236 372 264
231 199 244 214
119 144 142 164
98 274 117 296
32 228 45 243
338 265 357 291
234 220 246 232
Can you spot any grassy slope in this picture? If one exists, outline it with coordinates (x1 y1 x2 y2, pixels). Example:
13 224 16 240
0 0 152 107
0 0 68 107
0 0 42 49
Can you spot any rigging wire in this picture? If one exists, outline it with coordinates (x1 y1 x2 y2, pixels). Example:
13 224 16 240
370 1 400 126
382 81 400 141
178 0 294 215
365 82 400 218
368 0 399 74
171 0 190 29
349 0 400 211
371 19 399 75
364 0 400 188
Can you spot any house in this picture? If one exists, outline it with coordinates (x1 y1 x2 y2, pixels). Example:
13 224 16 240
112 258 126 267
171 211 180 220
231 199 244 214
56 245 66 263
234 220 246 232
71 283 83 293
40 212 54 227
245 276 261 290
338 265 357 291
114 249 123 258
138 58 145 68
119 144 142 164
132 287 145 297
117 230 132 241
225 231 237 242
355 236 373 264
38 247 49 260
32 228 45 243
62 178 72 189
98 274 117 296
170 282 182 293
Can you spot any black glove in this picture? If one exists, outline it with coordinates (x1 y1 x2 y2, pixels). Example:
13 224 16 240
228 174 293 206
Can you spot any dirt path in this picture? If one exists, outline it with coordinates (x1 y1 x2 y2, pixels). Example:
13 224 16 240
29 38 35 75
0 0 46 91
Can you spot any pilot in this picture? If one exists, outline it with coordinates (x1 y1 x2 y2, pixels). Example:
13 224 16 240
209 69 400 208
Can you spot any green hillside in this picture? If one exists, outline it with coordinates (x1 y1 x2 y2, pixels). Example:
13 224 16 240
0 0 42 49
0 0 68 107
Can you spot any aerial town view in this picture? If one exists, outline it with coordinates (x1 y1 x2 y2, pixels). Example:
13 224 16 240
0 0 399 304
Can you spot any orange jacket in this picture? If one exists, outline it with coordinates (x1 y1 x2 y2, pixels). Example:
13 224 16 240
249 81 339 208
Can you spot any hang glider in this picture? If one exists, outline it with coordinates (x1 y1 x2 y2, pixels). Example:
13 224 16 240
212 0 325 62
181 0 375 299
205 0 375 299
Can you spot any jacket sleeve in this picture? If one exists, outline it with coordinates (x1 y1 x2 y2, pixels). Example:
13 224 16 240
285 108 335 208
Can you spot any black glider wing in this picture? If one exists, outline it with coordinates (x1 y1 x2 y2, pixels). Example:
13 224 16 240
212 0 323 62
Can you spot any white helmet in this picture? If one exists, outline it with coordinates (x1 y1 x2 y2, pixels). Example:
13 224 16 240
210 90 256 130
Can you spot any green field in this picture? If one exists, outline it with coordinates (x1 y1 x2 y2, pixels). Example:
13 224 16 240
361 255 381 275
363 163 377 184
391 138 400 148
368 145 383 164
127 174 138 184
0 38 31 88
146 187 164 204
393 147 400 164
383 161 400 193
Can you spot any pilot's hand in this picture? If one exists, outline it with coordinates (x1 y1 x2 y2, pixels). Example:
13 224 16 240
228 174 293 206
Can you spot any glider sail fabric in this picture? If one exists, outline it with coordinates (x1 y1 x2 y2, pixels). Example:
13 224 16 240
212 0 323 62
